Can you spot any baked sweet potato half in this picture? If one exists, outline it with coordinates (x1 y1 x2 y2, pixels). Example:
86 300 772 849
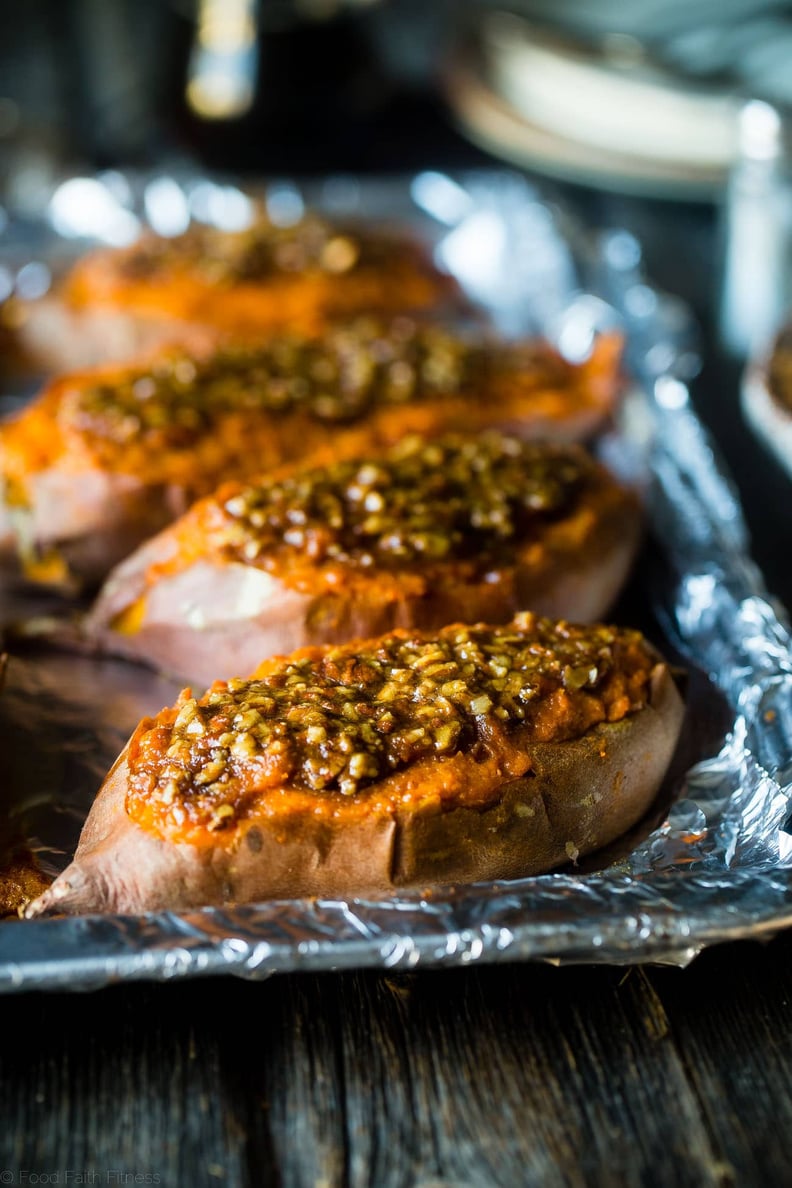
0 653 60 916
742 324 792 479
26 613 685 916
765 324 792 413
85 432 641 686
12 213 461 371
0 321 622 587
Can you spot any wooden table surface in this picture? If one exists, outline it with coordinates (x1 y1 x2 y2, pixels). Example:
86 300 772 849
4 127 792 1188
3 931 792 1187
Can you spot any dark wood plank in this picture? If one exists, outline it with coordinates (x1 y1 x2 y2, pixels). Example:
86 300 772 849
5 940 792 1187
0 980 259 1188
228 963 726 1188
226 973 347 1188
368 963 724 1188
649 931 792 1186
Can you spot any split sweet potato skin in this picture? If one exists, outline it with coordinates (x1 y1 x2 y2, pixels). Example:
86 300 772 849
0 656 53 917
84 440 641 687
12 223 462 372
26 662 684 917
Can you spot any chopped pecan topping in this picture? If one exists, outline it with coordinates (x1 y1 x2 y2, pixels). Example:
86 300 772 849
64 318 494 445
215 433 589 571
118 216 418 284
126 614 655 832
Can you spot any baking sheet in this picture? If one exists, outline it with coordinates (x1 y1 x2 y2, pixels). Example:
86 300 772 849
1 169 791 989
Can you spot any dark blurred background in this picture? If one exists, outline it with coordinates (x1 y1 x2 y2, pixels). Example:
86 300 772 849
2 0 792 602
0 0 463 174
4 0 792 325
0 1 790 179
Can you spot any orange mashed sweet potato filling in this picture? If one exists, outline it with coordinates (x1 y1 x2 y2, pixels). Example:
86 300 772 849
0 330 620 508
125 614 655 848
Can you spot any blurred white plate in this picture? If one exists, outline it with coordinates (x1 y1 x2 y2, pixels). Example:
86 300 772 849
445 14 742 199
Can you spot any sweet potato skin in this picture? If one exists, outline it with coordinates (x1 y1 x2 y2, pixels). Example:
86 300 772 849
11 297 216 375
0 468 192 588
85 453 641 686
26 664 684 916
13 227 461 372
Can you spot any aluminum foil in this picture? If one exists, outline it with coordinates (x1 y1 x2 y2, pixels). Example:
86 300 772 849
1 169 791 991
